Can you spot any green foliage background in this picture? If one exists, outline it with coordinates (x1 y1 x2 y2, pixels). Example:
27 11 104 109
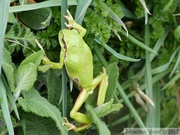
0 0 180 135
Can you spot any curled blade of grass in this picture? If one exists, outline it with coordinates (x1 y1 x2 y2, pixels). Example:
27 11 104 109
94 0 128 35
140 0 151 24
136 84 155 107
95 38 140 62
139 0 151 24
139 0 151 15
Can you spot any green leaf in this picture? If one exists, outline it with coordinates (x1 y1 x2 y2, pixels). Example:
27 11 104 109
18 88 68 134
94 99 123 117
174 25 180 41
18 8 52 30
86 104 111 135
14 63 37 100
19 50 44 68
21 111 61 135
105 62 119 102
47 70 62 107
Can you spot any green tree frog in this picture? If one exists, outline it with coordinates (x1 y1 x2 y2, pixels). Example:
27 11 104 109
42 10 108 132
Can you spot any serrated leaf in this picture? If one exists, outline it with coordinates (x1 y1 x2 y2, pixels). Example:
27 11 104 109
21 111 60 135
105 63 119 102
47 70 62 107
14 63 37 100
18 88 68 134
19 50 44 68
4 23 36 52
86 104 111 135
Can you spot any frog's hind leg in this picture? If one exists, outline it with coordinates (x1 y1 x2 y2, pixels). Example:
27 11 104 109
92 67 108 106
64 89 92 132
63 67 108 132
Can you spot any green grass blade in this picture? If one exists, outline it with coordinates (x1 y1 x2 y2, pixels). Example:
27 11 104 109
144 24 154 127
120 30 157 54
94 45 108 67
9 0 77 13
2 74 20 120
0 76 14 135
61 0 68 117
117 83 147 129
152 46 180 74
169 50 180 77
95 39 140 62
0 0 10 74
152 83 160 127
162 73 180 91
150 29 169 61
75 0 92 24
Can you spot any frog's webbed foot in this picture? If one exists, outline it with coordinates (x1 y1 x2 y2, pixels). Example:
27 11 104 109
64 10 75 29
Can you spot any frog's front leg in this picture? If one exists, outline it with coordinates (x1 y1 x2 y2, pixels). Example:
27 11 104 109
64 10 86 37
42 48 65 69
63 67 108 132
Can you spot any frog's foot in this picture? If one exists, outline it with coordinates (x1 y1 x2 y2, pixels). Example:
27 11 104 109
62 118 91 132
64 10 75 29
62 118 76 131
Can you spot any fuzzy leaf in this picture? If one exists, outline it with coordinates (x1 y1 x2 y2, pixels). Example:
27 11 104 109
21 111 60 135
18 88 68 134
86 104 111 135
105 63 119 102
47 70 62 107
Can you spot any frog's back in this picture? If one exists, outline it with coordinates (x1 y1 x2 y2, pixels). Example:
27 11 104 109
62 29 94 90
